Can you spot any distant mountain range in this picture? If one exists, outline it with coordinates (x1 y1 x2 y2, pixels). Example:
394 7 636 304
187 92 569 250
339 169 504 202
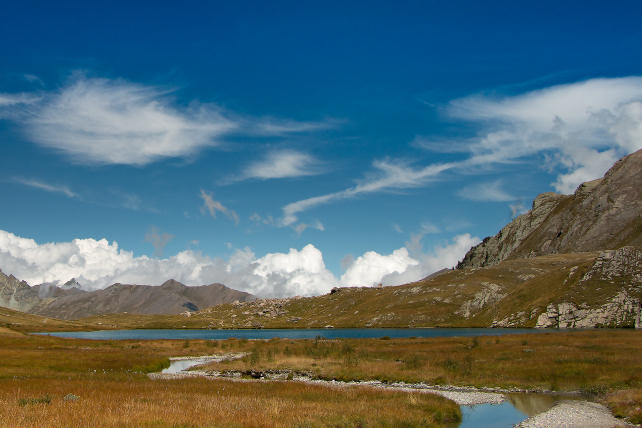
0 274 254 320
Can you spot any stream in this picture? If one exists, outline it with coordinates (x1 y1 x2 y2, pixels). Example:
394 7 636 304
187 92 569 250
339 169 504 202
157 356 583 428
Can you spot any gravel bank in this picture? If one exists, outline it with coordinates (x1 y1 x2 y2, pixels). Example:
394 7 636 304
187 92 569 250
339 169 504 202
516 401 626 428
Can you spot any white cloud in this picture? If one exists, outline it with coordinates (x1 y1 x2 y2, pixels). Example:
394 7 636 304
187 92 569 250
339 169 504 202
340 248 418 287
294 220 324 236
199 189 239 225
238 150 321 181
251 244 337 296
12 177 78 198
340 233 479 287
0 229 480 298
458 180 515 202
0 93 39 107
281 159 455 225
1 76 336 166
0 229 337 297
21 77 236 165
281 77 642 226
250 118 339 135
447 77 642 193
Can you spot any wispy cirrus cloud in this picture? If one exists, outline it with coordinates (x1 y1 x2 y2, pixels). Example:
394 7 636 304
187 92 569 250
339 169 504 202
226 150 323 183
12 177 78 198
0 93 40 107
281 77 642 226
445 76 642 193
281 158 455 226
24 77 236 166
199 189 239 225
457 180 516 202
0 75 338 166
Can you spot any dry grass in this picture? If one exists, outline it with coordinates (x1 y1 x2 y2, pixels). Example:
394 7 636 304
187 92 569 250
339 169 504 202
0 377 459 427
198 331 642 392
0 331 460 427
605 389 642 424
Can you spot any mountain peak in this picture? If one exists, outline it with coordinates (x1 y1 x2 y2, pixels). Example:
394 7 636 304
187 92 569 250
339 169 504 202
160 279 185 289
458 149 642 269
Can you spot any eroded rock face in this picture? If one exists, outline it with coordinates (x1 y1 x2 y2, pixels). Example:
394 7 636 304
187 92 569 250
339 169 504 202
457 193 566 269
456 282 506 318
533 247 642 328
0 270 41 312
535 292 641 328
458 149 642 269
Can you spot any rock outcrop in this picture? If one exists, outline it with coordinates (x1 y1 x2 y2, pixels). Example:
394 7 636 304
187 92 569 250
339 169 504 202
458 149 642 269
534 247 642 328
0 270 41 312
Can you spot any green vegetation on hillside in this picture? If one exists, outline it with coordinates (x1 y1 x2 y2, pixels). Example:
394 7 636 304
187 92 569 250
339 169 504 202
48 252 637 330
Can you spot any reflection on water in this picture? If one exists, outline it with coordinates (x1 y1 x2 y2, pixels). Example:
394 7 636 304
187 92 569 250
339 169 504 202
458 402 527 428
162 358 212 374
457 393 586 427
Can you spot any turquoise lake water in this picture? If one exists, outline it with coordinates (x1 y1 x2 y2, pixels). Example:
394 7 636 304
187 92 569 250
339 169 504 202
38 327 554 340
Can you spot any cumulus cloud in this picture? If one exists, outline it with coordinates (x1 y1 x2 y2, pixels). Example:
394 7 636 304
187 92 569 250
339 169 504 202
340 248 418 287
0 229 338 297
12 177 78 198
251 244 337 296
340 233 479 287
235 150 322 182
0 75 336 166
199 189 239 225
458 180 515 202
0 228 480 298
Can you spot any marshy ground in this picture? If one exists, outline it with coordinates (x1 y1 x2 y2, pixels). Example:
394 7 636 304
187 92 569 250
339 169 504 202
0 329 640 427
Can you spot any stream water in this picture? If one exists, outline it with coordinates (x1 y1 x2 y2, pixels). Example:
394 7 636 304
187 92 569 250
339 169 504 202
160 357 578 428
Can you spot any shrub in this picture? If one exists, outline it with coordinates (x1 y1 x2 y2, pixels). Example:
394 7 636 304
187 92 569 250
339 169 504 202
18 395 51 406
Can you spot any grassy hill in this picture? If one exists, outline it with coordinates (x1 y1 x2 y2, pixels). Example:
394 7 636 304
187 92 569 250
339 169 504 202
29 249 635 331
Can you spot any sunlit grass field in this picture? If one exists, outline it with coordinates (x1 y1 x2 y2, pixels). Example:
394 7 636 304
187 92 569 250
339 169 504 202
198 330 642 392
0 330 460 427
0 329 640 426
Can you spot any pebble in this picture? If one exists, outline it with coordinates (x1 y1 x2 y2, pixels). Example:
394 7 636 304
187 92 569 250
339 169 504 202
516 401 626 428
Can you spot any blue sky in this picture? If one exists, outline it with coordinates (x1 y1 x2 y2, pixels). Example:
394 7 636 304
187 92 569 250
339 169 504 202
1 1 642 296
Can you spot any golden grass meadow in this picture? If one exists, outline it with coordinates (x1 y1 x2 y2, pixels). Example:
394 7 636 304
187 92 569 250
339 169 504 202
0 328 640 426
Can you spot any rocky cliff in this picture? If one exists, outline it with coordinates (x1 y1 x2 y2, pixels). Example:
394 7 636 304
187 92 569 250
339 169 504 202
458 149 642 269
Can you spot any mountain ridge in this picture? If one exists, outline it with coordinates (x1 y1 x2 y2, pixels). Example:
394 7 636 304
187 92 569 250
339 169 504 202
0 272 255 320
457 149 642 269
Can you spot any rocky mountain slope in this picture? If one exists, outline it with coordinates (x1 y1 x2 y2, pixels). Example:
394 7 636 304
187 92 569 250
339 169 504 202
457 149 642 269
0 271 254 320
67 247 640 330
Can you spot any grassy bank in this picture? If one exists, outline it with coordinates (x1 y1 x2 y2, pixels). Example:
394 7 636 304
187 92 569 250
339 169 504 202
0 330 460 427
197 330 642 392
1 328 640 426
